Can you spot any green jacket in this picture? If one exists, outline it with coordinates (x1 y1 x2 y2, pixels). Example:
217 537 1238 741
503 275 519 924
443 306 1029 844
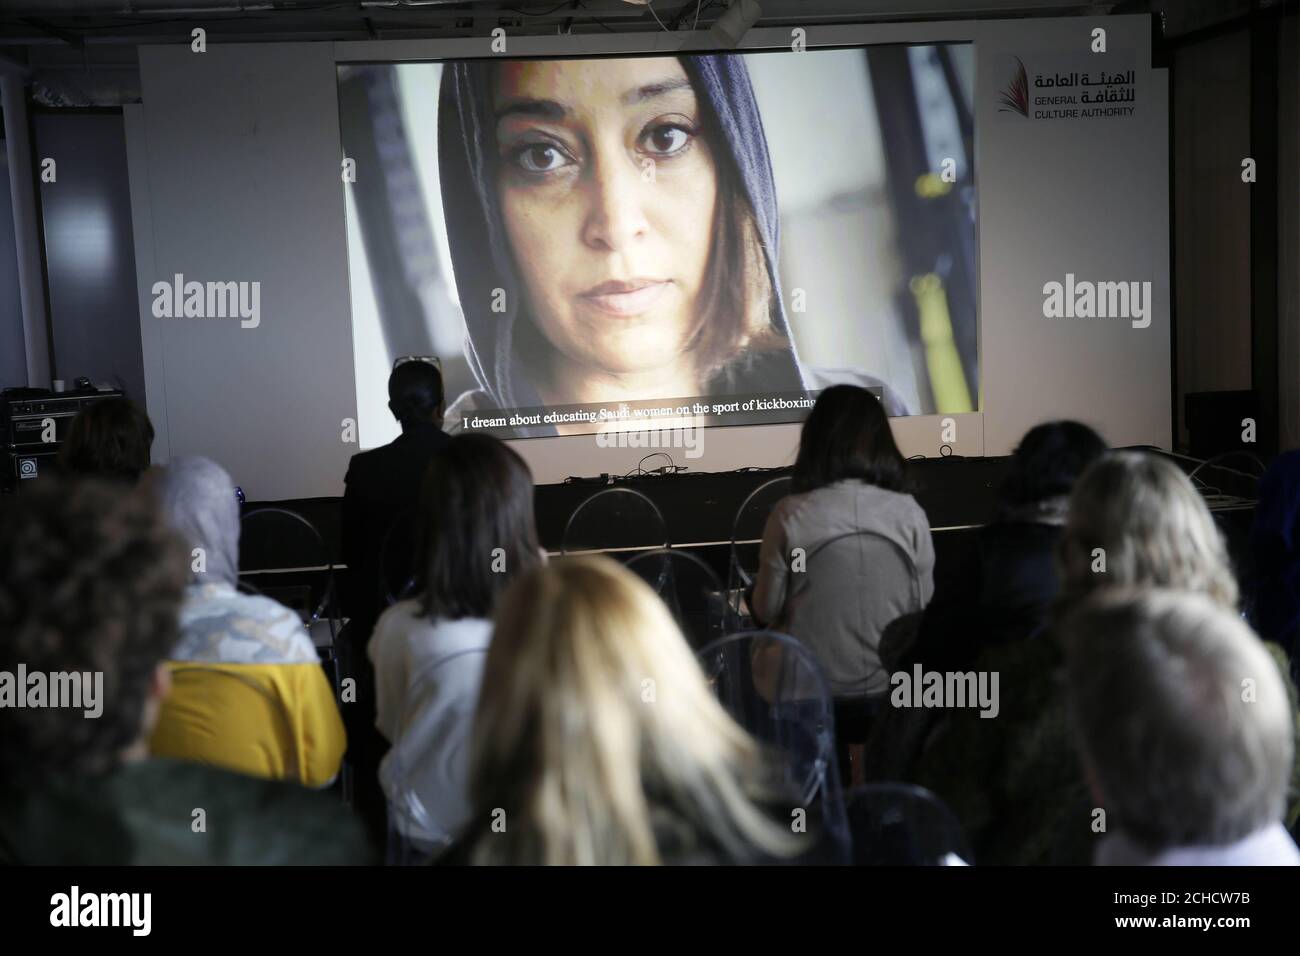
0 758 375 865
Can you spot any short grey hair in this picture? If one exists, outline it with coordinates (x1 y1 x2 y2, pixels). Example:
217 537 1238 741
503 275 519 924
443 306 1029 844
1063 588 1292 851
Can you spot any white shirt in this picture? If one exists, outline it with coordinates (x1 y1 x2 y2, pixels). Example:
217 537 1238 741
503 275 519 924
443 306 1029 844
1096 822 1300 866
369 600 492 848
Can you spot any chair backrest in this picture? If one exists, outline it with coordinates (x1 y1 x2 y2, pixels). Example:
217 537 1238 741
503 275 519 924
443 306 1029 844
154 665 302 783
383 646 489 865
726 476 792 623
378 506 419 606
788 529 924 695
239 507 337 640
844 782 973 865
560 487 669 557
625 548 727 651
695 630 850 859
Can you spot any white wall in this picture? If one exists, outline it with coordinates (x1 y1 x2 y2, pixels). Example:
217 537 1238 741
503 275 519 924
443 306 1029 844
130 43 357 500
129 15 1170 497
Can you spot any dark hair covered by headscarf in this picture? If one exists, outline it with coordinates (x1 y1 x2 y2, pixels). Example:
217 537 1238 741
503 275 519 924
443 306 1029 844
437 54 808 434
1251 450 1300 657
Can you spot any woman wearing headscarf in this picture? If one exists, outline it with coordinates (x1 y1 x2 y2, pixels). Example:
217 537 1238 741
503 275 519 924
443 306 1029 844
437 55 908 437
145 457 347 787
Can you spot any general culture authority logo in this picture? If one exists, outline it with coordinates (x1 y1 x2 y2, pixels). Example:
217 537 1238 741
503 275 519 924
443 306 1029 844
998 54 1137 121
998 56 1029 116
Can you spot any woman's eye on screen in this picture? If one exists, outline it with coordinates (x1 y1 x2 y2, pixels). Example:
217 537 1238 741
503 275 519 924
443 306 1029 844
640 121 694 158
512 142 572 175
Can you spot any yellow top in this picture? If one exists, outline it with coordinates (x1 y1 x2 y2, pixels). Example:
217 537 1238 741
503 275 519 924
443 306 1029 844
150 660 346 788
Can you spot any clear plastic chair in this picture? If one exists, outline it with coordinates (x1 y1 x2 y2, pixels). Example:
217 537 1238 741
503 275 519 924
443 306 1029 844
625 548 728 651
695 630 851 861
725 476 792 629
560 487 669 557
239 506 339 646
382 647 488 866
844 782 973 865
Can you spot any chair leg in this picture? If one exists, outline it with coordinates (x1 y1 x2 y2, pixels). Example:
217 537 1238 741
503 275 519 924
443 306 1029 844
848 744 867 788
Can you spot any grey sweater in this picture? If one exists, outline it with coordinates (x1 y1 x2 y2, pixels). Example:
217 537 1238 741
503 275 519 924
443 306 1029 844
752 479 935 697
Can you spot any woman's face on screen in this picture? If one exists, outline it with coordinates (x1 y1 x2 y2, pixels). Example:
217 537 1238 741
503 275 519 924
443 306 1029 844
492 57 718 383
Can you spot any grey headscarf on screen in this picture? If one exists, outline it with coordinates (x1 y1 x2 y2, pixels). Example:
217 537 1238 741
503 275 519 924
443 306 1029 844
437 54 811 436
151 456 240 588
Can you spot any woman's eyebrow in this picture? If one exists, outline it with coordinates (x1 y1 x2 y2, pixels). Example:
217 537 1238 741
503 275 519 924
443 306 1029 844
494 77 693 122
496 98 568 122
621 77 693 105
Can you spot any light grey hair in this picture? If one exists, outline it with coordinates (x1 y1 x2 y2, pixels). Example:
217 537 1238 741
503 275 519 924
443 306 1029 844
1058 451 1239 610
1062 588 1293 851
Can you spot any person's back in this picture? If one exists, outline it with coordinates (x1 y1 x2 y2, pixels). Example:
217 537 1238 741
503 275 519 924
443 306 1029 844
0 759 369 865
1250 449 1300 669
1064 589 1299 867
918 452 1300 865
341 359 450 844
369 432 544 856
145 457 346 787
868 423 1107 791
751 386 935 705
451 556 821 866
0 478 372 865
907 421 1107 674
57 396 154 484
342 359 449 632
754 478 934 697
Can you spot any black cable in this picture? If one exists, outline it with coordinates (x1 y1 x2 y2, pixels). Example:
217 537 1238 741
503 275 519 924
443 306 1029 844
576 0 619 32
503 0 582 17
1186 450 1267 483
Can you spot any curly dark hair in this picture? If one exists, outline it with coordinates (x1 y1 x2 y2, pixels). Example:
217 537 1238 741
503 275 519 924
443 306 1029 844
0 478 187 786
58 398 155 483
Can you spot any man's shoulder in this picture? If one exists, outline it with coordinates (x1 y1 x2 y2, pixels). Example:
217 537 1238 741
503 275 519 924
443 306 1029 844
345 443 391 484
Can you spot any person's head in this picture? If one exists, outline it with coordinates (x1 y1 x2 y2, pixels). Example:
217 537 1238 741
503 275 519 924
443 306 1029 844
58 397 155 483
791 384 905 495
1058 451 1238 609
467 555 799 865
442 55 784 400
145 456 240 588
388 360 445 431
998 420 1107 516
412 433 541 621
0 479 186 788
1062 588 1292 851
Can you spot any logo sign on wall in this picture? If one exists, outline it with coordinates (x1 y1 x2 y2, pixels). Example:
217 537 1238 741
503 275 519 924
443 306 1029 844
998 54 1138 121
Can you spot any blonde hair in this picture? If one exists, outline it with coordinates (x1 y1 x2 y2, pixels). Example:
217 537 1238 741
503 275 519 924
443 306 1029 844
467 555 802 865
1058 451 1239 609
